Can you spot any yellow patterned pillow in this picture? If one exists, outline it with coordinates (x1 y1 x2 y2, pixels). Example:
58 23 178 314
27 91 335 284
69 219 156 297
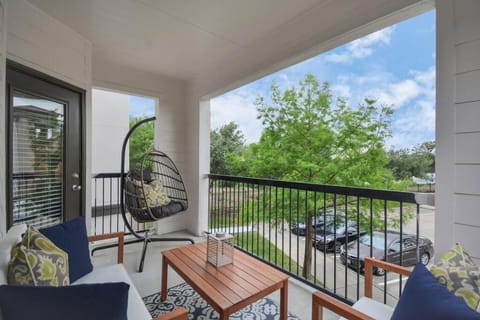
430 244 480 311
7 226 69 286
136 179 170 208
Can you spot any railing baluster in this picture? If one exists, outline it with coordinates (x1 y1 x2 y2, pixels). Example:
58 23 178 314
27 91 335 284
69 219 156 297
399 201 404 299
323 192 327 289
356 196 360 301
383 199 388 304
94 176 98 235
333 194 337 294
281 187 285 270
296 189 300 277
268 185 272 263
313 191 317 285
344 194 348 300
275 186 278 266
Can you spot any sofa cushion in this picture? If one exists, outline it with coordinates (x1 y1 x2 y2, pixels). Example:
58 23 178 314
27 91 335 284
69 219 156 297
0 282 129 320
391 262 480 320
430 244 480 311
40 216 93 282
72 263 152 320
7 226 69 286
0 224 27 285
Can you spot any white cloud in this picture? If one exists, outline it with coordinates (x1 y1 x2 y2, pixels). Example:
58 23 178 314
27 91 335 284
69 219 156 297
210 90 263 144
331 84 351 100
385 68 436 149
209 65 435 149
369 79 422 108
332 66 435 149
325 26 395 64
387 99 435 149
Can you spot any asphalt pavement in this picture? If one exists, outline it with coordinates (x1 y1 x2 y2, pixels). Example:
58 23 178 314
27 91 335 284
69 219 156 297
256 205 436 307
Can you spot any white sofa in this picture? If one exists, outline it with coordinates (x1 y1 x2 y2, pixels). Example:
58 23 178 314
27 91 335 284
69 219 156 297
0 224 186 320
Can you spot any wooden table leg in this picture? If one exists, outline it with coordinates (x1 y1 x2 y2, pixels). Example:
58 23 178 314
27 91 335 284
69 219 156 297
161 255 168 301
219 311 229 320
280 279 288 320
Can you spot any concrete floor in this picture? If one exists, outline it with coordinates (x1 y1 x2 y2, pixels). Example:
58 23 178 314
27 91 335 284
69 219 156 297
90 231 341 320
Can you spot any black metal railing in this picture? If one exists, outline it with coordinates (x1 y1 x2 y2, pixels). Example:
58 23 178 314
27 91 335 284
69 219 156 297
208 174 434 306
91 172 146 236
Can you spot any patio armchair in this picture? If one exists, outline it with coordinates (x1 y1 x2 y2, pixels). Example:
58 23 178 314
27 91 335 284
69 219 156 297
312 257 411 320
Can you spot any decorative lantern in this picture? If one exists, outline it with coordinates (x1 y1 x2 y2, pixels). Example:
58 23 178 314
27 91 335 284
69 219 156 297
207 233 234 267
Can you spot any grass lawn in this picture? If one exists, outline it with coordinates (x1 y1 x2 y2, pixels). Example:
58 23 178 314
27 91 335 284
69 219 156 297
235 231 322 286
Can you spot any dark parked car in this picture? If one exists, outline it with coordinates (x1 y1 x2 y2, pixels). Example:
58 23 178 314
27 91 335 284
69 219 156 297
313 219 366 253
340 231 434 275
290 210 345 236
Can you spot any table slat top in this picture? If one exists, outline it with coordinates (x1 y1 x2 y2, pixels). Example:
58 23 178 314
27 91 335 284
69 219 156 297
162 242 288 310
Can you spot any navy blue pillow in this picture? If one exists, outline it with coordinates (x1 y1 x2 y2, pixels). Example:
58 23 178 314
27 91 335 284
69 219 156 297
0 282 129 320
40 217 93 282
391 262 480 320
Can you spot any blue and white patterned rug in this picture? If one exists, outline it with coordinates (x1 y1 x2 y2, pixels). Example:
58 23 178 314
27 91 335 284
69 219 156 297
143 282 300 319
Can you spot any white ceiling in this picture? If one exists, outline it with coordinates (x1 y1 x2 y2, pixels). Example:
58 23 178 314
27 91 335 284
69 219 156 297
27 0 429 88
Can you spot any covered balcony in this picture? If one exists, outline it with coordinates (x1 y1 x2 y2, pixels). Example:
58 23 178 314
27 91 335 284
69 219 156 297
1 0 479 319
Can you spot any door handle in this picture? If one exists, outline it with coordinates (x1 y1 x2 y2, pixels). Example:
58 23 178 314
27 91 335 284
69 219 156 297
72 185 82 192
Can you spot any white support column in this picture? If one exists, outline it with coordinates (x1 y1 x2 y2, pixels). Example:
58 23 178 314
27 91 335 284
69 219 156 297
436 0 480 261
197 99 211 235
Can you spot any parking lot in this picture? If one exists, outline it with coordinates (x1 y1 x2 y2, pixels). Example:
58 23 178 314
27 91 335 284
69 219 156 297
257 205 435 305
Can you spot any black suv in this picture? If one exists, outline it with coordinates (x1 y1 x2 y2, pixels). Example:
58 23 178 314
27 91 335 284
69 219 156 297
290 210 345 236
313 219 366 253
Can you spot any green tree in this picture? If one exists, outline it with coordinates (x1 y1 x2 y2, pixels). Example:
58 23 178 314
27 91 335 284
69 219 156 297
210 122 245 174
239 74 395 278
413 140 435 174
129 117 154 169
387 141 435 180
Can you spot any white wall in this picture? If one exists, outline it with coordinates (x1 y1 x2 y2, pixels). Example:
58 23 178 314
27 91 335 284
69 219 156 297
1 0 92 234
91 89 129 211
92 58 191 235
436 0 480 260
92 89 129 174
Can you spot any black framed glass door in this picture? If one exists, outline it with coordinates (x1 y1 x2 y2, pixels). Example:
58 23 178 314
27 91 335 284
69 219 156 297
6 62 84 228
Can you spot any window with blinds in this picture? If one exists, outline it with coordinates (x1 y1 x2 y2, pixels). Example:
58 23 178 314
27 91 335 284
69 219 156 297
12 92 64 229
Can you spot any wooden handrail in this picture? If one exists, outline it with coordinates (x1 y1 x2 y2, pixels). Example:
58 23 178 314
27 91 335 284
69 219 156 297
364 257 411 298
88 232 125 264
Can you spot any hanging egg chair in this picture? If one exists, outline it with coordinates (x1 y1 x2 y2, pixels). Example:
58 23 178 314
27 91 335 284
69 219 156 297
124 149 188 222
120 117 194 272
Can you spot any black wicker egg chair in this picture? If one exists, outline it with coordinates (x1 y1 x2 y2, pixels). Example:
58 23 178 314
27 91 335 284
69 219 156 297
120 117 194 272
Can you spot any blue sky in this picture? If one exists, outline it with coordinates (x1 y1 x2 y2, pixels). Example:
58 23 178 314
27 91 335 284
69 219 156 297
129 96 155 119
211 10 435 150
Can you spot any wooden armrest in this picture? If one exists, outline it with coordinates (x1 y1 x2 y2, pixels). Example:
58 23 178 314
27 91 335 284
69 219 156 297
88 232 124 264
312 258 412 319
152 308 188 320
312 291 374 320
364 257 411 298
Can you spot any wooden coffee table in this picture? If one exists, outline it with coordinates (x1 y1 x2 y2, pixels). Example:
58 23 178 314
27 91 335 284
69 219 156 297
161 242 289 320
